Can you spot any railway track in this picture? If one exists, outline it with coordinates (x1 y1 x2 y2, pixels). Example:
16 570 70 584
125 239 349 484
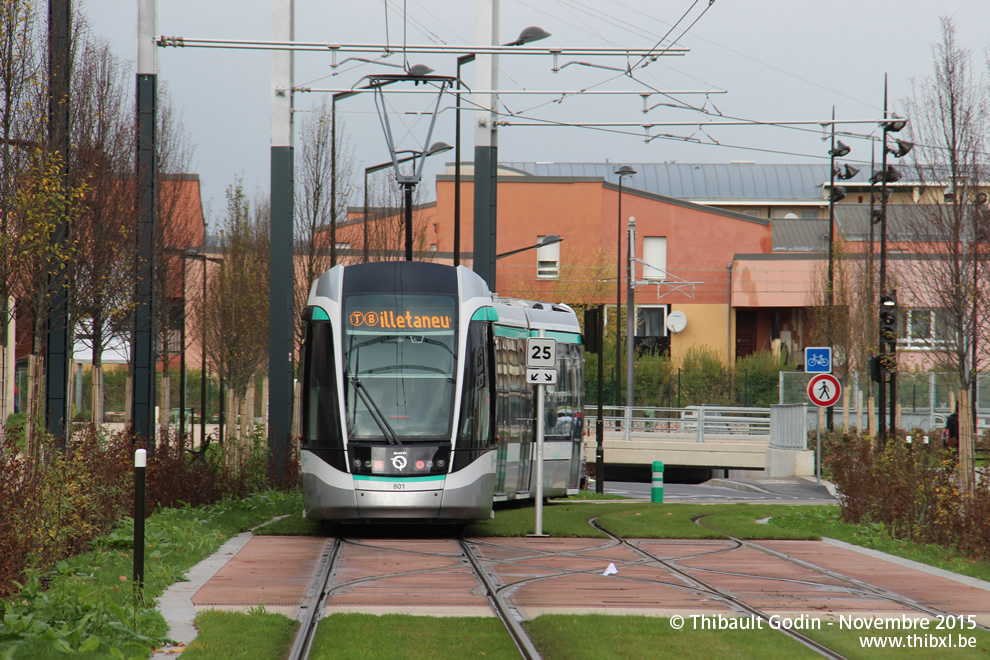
689 517 990 634
286 534 542 660
281 524 989 660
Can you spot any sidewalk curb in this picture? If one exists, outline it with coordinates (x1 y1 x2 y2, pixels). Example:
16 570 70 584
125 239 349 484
151 530 254 658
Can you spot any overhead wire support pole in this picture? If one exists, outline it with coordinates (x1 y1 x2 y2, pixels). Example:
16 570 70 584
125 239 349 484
268 0 295 484
133 0 158 453
46 0 71 447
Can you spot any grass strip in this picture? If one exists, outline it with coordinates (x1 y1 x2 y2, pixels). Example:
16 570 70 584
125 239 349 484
524 614 820 659
179 609 298 659
309 613 519 659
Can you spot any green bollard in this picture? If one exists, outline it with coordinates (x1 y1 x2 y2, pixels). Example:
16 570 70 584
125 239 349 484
651 460 664 503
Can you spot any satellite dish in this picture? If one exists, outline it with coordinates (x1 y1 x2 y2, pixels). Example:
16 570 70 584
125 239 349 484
666 311 687 333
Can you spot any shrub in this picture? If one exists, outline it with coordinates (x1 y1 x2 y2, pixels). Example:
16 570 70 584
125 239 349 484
678 345 730 405
733 350 791 407
824 431 989 561
0 425 299 599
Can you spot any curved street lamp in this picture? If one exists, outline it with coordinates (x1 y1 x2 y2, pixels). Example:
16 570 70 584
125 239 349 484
454 26 551 267
495 233 563 259
614 165 637 406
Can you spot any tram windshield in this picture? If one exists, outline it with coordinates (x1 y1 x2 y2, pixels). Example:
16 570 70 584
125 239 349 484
343 293 457 440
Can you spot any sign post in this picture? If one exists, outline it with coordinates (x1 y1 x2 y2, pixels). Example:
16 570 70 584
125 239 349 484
807 373 841 484
526 336 556 537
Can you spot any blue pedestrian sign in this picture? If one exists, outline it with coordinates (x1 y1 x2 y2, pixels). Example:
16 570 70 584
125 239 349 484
805 347 832 374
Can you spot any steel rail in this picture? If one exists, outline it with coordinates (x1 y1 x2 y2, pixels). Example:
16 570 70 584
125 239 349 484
287 538 341 660
589 519 847 660
459 538 542 660
737 537 990 634
688 514 990 634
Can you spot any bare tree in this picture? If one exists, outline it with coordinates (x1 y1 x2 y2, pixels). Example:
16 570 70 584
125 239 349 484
340 172 434 262
293 97 355 352
153 84 196 434
900 18 990 400
203 180 269 447
68 35 135 425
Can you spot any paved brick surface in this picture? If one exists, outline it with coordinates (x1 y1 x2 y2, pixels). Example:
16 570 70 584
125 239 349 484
188 535 990 625
191 536 327 609
762 540 990 617
325 538 489 612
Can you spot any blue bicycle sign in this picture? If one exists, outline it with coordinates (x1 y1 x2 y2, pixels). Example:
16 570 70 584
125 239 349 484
805 347 832 374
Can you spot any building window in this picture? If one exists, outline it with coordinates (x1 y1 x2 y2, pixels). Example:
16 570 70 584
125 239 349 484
636 306 668 336
899 308 949 349
536 236 559 279
643 237 667 281
430 243 438 252
800 210 819 219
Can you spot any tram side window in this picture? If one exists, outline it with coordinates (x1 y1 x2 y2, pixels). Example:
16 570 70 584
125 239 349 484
458 321 495 452
549 344 584 439
302 321 344 455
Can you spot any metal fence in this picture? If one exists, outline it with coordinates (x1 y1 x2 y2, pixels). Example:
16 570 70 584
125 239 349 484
779 371 971 433
583 405 771 443
769 404 808 450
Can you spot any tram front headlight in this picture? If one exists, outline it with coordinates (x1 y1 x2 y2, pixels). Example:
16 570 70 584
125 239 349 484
436 459 445 469
352 459 361 470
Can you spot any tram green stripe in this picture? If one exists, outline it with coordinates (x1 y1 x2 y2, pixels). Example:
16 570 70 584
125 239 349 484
471 306 498 321
311 307 329 321
494 325 529 338
352 475 446 482
532 330 582 344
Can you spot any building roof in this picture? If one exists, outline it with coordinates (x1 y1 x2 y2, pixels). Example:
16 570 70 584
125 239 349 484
499 162 841 202
834 204 956 242
772 219 830 251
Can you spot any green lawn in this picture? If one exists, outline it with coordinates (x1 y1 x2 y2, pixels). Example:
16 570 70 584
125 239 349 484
524 614 820 660
179 609 298 659
311 614 519 659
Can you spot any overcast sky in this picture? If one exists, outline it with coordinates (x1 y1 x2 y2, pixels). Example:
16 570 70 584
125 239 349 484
82 0 990 227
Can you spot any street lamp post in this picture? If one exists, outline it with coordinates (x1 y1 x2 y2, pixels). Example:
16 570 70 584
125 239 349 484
626 216 636 416
614 165 636 406
874 80 911 445
972 192 987 440
826 111 858 431
494 233 562 259
363 142 452 261
454 27 550 269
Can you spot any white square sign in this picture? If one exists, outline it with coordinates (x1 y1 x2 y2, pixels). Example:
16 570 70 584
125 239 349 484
526 337 557 368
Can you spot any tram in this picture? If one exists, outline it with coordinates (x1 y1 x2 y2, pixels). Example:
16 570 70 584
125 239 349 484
299 261 584 523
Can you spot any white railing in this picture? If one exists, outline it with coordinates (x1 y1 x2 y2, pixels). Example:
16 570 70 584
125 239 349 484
583 405 771 443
